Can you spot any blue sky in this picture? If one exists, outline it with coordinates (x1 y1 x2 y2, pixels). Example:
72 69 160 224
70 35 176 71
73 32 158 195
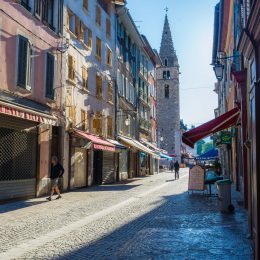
127 0 219 127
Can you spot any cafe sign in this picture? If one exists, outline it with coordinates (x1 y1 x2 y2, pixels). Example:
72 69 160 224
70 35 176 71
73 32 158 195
220 131 232 144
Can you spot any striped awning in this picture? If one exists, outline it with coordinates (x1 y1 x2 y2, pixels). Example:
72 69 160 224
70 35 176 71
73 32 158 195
118 135 160 159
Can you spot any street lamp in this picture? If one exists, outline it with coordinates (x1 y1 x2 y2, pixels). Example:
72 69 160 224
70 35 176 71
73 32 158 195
213 61 224 81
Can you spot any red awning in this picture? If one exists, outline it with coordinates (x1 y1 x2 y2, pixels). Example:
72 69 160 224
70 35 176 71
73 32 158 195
73 129 115 152
182 107 240 148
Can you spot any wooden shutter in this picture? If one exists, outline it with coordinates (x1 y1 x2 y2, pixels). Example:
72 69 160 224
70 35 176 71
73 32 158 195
42 0 48 24
66 9 70 30
69 106 76 126
17 35 29 88
65 92 72 107
75 16 80 38
106 18 111 37
35 0 41 18
81 110 87 131
83 0 88 10
45 53 55 99
82 67 88 89
68 55 75 80
88 29 92 48
79 21 84 41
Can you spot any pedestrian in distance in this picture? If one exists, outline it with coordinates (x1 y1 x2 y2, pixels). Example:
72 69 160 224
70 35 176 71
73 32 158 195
46 156 64 201
170 160 174 172
174 160 180 180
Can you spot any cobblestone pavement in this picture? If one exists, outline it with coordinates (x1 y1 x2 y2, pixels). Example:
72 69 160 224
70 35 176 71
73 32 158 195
0 169 252 260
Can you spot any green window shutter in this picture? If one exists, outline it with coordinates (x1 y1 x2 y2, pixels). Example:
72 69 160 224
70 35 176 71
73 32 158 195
17 35 28 88
45 53 55 99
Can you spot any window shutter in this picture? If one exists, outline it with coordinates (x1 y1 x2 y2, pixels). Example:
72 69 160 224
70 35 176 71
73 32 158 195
66 92 72 107
17 35 28 88
93 117 97 129
42 0 48 23
79 21 84 41
73 58 76 80
45 53 55 99
75 16 80 38
83 0 88 10
88 29 92 48
66 9 70 30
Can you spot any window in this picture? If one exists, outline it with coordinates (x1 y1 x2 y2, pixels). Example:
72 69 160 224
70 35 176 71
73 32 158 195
163 71 167 79
82 25 92 48
107 48 112 66
20 0 31 11
96 6 101 26
96 37 102 60
97 0 110 14
81 110 88 131
107 117 113 137
67 9 76 34
106 18 111 38
35 0 55 30
45 53 55 99
69 106 76 126
17 35 31 90
164 58 168 66
83 0 88 11
165 85 169 98
82 66 88 90
96 74 103 98
68 54 75 81
108 82 113 103
93 112 102 135
167 70 170 79
67 9 80 37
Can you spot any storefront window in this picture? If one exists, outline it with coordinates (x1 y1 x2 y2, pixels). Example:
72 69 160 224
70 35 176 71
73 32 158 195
120 149 128 173
140 152 147 168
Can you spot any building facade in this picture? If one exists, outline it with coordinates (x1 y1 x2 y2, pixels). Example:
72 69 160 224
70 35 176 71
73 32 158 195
63 0 118 189
115 6 159 179
156 13 181 160
212 0 260 258
0 0 63 200
0 0 160 202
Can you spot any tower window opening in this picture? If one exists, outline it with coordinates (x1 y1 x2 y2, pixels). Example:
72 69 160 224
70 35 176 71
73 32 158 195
165 85 169 98
164 58 168 66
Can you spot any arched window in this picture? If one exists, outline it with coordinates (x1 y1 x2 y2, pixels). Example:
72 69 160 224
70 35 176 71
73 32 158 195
165 85 169 98
163 71 167 79
164 58 168 66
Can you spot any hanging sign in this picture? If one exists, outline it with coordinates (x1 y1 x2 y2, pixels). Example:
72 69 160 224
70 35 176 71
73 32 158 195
220 131 232 144
188 165 205 192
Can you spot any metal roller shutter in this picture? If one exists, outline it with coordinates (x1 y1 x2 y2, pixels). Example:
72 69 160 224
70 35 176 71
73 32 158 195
0 115 38 201
102 151 115 184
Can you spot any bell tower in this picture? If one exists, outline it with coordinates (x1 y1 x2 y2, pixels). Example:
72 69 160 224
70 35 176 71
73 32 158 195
156 10 180 159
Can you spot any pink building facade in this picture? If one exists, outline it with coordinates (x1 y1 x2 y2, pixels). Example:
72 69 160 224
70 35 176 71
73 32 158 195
0 0 63 201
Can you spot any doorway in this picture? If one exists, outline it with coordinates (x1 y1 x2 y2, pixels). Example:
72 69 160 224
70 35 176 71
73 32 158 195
93 150 103 185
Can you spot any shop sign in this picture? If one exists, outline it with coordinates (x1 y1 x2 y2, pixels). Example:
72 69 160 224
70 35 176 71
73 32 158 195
220 131 232 144
188 165 205 192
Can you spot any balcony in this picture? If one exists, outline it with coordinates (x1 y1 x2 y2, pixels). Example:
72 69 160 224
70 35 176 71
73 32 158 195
139 90 150 105
140 118 151 132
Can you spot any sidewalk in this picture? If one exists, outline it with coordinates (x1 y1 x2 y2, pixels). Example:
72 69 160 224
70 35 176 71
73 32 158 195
0 169 253 259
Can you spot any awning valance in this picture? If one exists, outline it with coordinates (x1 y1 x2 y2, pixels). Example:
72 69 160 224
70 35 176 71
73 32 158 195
73 130 115 152
196 148 219 161
106 138 126 149
182 107 240 148
141 140 161 153
118 135 160 159
160 153 173 160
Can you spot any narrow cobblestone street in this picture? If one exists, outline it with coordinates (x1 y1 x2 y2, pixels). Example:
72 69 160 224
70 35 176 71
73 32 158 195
0 169 252 260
